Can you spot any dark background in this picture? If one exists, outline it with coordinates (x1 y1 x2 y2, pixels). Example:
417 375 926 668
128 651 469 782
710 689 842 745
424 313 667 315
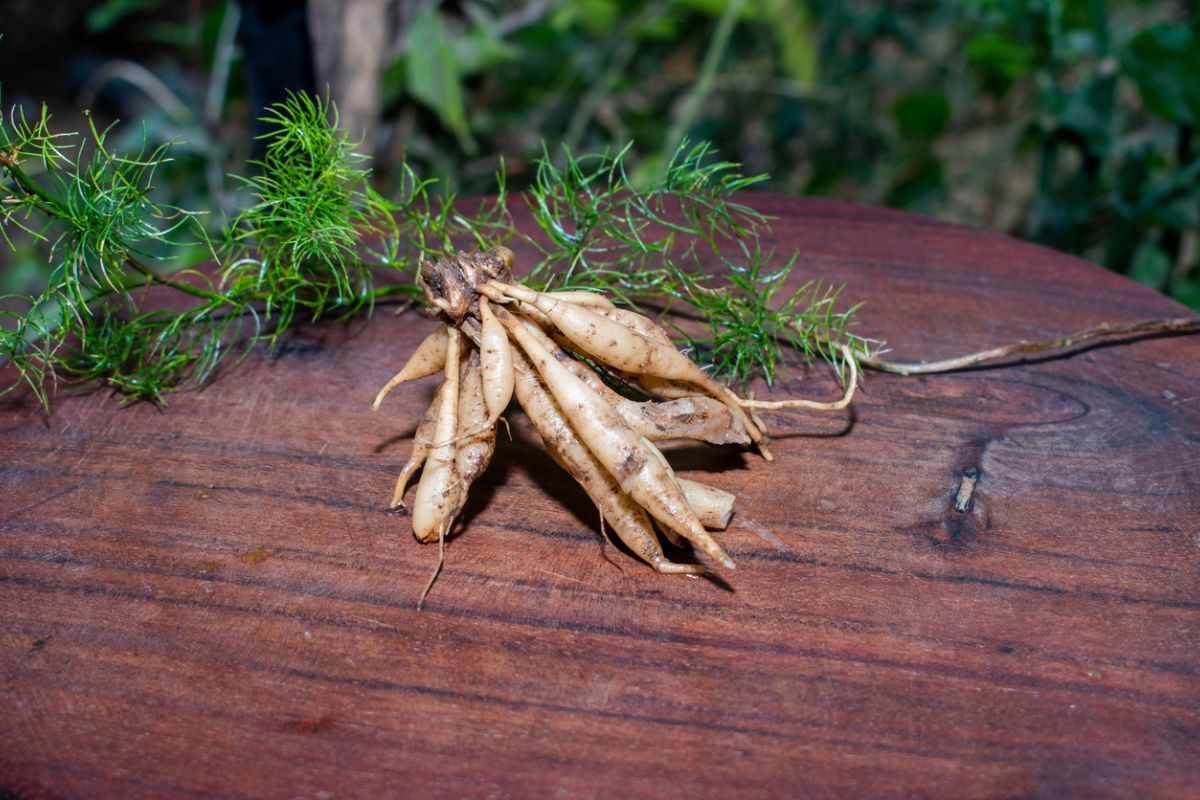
2 0 1198 308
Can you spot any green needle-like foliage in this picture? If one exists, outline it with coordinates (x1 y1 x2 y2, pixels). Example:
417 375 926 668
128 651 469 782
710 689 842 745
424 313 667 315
56 307 246 406
1 92 870 410
521 142 872 385
1 103 239 406
524 141 765 291
226 92 397 340
668 247 865 385
0 94 434 407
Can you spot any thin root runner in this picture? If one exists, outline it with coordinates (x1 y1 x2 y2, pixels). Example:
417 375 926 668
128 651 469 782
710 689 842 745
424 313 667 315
862 317 1200 375
374 247 857 606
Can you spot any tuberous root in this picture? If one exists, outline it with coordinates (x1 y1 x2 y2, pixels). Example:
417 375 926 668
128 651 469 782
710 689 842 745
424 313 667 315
379 248 862 600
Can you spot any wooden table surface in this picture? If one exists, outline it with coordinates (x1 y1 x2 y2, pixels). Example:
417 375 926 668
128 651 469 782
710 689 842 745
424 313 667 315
2 196 1198 799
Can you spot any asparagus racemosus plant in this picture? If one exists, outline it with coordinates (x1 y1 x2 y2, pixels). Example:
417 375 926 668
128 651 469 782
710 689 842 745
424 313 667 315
0 93 872 409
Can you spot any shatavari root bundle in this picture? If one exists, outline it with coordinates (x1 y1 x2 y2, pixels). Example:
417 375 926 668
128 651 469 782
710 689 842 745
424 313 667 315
373 247 857 606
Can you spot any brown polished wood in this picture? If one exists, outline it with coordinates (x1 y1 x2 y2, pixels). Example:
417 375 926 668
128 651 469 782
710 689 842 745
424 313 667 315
2 196 1197 799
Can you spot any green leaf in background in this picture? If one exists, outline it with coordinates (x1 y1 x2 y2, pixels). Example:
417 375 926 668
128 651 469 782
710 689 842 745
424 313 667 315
26 0 1200 315
892 91 950 143
1056 79 1115 156
760 0 817 88
670 0 815 86
1123 24 1200 126
1129 242 1171 290
670 0 737 18
1172 278 1200 310
966 33 1032 95
404 3 476 153
551 0 621 34
885 154 945 212
85 0 163 33
453 9 519 77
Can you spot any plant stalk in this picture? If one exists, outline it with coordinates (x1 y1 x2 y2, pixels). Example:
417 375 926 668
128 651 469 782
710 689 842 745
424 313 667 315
122 255 229 304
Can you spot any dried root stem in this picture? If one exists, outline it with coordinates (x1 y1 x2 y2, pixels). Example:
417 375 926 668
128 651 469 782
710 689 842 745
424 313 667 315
862 317 1200 375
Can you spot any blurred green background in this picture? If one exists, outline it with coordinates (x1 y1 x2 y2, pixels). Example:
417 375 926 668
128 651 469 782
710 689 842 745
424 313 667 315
3 0 1198 307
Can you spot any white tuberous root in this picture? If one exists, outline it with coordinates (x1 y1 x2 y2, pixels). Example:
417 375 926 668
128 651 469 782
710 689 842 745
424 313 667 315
377 249 858 605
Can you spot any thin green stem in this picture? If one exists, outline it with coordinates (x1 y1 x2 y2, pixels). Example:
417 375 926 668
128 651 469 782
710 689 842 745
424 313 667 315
123 255 228 304
366 283 421 299
1 160 62 218
0 158 59 209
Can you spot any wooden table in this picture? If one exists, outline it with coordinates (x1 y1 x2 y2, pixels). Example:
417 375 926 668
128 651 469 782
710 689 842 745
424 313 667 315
2 196 1197 799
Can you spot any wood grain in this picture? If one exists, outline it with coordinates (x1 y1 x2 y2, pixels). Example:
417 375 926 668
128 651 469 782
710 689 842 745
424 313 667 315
1 196 1197 799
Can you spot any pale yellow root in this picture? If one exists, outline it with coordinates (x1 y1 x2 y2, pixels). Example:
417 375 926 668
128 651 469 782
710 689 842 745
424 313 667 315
495 304 735 570
372 325 449 410
732 346 858 411
591 306 675 347
862 317 1200 375
678 477 735 530
482 281 770 458
412 329 467 542
512 347 703 575
423 300 514 450
514 316 749 445
390 384 443 509
413 346 498 609
455 349 497 489
652 558 707 574
540 291 673 349
545 289 617 310
489 281 864 459
478 298 515 423
622 373 703 400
